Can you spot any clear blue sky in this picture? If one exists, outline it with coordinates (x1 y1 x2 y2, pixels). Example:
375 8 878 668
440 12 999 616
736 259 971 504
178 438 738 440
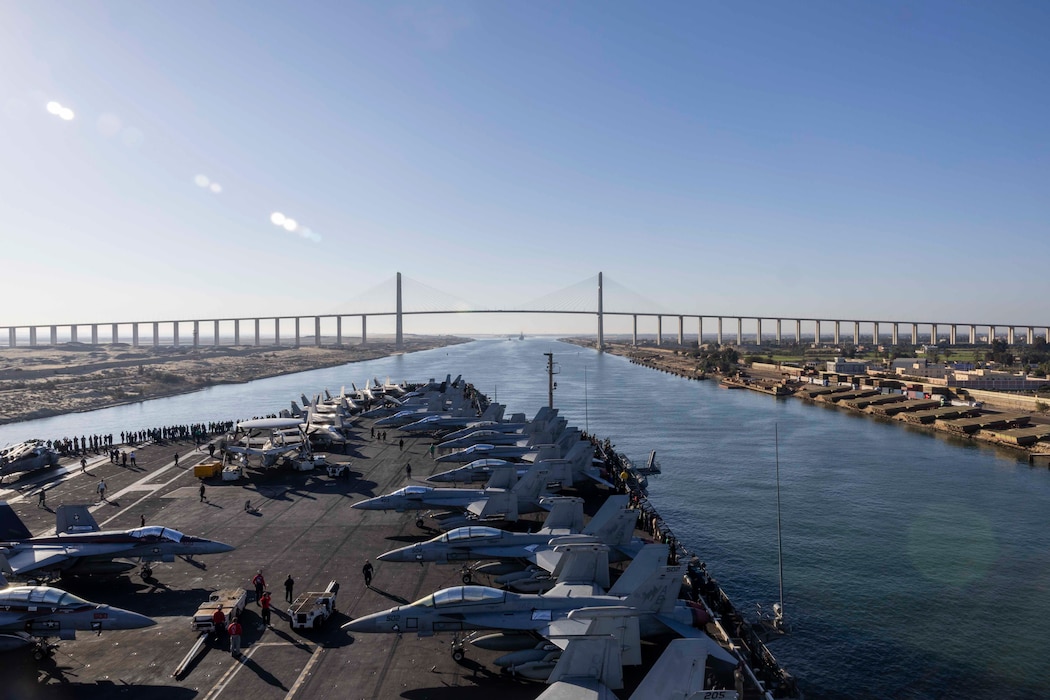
2 1 1047 335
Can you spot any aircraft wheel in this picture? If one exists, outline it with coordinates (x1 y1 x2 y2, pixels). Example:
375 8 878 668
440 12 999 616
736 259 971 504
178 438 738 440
461 572 472 584
451 649 465 662
33 649 45 661
140 567 153 580
415 518 425 529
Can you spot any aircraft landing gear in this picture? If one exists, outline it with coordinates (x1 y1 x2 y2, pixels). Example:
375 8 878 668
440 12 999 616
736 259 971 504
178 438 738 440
450 633 466 662
140 564 153 580
415 518 425 529
461 571 472 584
31 639 58 661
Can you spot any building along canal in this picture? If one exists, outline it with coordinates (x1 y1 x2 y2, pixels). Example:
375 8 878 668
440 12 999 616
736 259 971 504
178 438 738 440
1 337 1048 699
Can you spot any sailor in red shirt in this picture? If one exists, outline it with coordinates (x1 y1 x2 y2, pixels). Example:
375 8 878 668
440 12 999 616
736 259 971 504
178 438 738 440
227 617 243 656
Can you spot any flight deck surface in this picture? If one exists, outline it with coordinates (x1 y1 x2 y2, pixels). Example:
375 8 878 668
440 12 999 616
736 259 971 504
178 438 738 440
2 425 564 700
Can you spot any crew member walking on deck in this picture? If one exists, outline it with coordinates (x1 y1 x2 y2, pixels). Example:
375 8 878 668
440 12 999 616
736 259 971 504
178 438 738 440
80 457 87 473
97 478 107 502
362 560 374 587
405 462 412 479
252 571 266 604
199 482 207 502
211 605 226 643
284 574 295 603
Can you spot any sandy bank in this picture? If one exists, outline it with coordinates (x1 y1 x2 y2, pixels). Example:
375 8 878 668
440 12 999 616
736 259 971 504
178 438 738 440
0 336 469 425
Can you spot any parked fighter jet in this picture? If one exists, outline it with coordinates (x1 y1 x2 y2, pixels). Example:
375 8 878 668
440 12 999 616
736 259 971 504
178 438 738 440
398 404 507 434
0 561 154 658
0 440 60 481
351 465 551 528
0 502 234 580
342 559 704 662
376 496 637 587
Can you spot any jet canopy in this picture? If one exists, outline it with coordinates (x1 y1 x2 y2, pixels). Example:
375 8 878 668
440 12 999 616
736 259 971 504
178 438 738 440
416 586 506 608
441 527 504 542
390 485 431 497
130 526 184 542
0 586 92 607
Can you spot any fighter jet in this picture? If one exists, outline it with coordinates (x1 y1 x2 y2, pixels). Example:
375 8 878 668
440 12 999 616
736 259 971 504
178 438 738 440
0 440 60 481
351 465 551 528
0 560 154 658
398 404 507 434
342 558 711 660
376 496 638 587
0 502 234 581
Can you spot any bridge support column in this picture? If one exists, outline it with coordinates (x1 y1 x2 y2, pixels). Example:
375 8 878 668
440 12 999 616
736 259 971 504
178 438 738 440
109 323 117 345
678 316 684 346
814 320 821 345
30 327 37 346
736 317 742 346
854 321 860 346
8 328 15 347
396 271 404 350
969 325 976 344
234 320 240 346
336 317 342 346
132 323 139 347
657 316 663 346
872 322 879 346
911 323 918 345
1028 327 1034 345
361 316 367 345
632 316 638 346
315 317 321 347
213 320 220 346
698 317 704 346
756 318 762 345
989 326 995 344
950 325 957 345
274 319 281 347
597 272 604 351
833 321 840 346
294 318 300 348
254 318 260 347
775 319 782 345
70 325 78 343
1008 327 1015 345
891 323 898 347
91 324 98 345
717 317 723 346
795 319 801 344
932 324 939 345
153 322 159 347
193 320 199 347
50 325 57 345
173 322 179 347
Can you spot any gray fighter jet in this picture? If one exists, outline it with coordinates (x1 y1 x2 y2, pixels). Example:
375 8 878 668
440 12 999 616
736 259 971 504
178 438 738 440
0 440 60 481
351 464 551 527
0 562 154 658
0 502 234 580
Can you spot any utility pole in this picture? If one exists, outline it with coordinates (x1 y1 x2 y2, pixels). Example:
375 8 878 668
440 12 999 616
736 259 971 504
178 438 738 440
544 352 558 409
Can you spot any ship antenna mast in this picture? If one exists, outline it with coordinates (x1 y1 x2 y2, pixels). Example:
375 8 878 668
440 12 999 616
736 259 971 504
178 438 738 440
544 352 559 409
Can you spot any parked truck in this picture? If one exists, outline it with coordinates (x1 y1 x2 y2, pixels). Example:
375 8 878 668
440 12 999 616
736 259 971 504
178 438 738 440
288 580 339 630
192 588 247 633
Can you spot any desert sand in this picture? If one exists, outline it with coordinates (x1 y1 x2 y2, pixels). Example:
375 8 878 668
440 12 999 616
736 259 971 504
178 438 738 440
0 336 469 425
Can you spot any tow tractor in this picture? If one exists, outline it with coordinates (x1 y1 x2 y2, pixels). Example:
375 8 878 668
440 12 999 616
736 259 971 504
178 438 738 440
289 580 339 630
172 588 247 678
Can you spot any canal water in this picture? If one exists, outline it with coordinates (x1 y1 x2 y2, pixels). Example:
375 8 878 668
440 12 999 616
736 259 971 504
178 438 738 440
2 338 1048 699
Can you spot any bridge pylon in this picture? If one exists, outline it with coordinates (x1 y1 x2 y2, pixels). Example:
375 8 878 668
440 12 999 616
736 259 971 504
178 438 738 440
396 272 403 349
597 272 605 351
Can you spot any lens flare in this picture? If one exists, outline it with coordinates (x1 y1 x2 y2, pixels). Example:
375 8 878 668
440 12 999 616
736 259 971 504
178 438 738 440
282 218 298 232
209 182 222 193
46 101 62 115
270 212 286 226
59 107 75 121
194 174 210 187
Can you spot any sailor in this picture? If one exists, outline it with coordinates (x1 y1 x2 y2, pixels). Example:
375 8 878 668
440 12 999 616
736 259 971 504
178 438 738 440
362 560 374 587
252 571 266 604
80 457 87 473
284 574 295 603
212 605 226 642
200 482 207 502
260 591 272 626
227 617 243 656
97 478 107 502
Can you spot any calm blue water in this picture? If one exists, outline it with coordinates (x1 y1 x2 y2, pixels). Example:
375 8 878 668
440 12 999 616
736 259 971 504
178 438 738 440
2 338 1048 699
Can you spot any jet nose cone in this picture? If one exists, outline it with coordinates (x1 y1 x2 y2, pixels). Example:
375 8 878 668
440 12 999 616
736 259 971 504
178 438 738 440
351 497 384 510
188 538 236 554
101 606 156 630
376 545 416 563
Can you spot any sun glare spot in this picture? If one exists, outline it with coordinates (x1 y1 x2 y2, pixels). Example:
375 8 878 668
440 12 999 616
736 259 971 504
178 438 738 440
209 182 222 193
195 174 210 187
270 212 286 226
282 218 298 232
46 101 62 115
59 107 75 121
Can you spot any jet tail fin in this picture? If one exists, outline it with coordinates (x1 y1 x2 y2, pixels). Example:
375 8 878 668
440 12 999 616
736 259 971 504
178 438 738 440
540 636 623 696
551 544 610 589
621 561 687 614
608 544 672 597
629 637 738 700
581 496 629 536
484 465 517 489
56 504 101 534
0 501 32 541
539 497 584 533
512 466 550 501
